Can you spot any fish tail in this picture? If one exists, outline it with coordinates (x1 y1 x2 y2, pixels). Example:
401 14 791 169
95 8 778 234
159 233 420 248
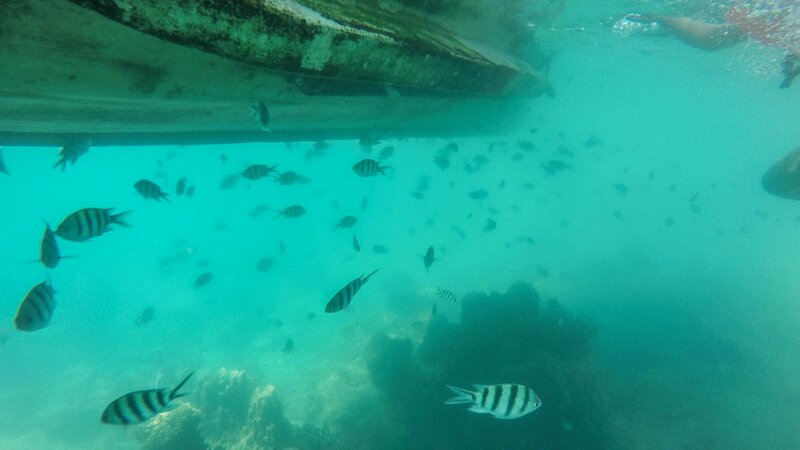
362 268 379 283
52 157 66 172
169 372 194 400
161 192 171 203
110 210 133 228
445 385 476 405
379 165 391 175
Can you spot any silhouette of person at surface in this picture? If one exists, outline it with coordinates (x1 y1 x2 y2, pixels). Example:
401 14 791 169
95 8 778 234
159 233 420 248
628 1 800 88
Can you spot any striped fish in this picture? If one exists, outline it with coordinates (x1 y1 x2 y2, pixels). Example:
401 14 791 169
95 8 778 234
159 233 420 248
55 208 132 242
277 205 305 218
249 100 271 131
325 269 379 313
242 164 278 180
40 224 73 268
14 281 55 332
352 159 389 177
101 372 193 425
134 179 170 202
435 288 456 303
53 137 91 171
445 384 542 420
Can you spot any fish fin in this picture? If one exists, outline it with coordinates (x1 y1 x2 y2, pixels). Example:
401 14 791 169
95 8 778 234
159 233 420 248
110 210 133 228
169 372 194 400
362 268 379 283
161 193 171 204
444 385 476 405
468 405 490 414
379 165 391 175
52 157 66 172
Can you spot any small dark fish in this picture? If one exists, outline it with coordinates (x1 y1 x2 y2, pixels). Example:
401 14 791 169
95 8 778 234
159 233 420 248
40 224 73 268
584 135 602 147
352 235 361 252
325 269 379 313
360 197 369 211
468 189 488 200
256 256 275 272
220 154 228 164
267 318 284 328
544 160 573 175
372 245 388 254
101 373 193 425
423 245 436 272
220 174 240 190
176 177 186 196
0 147 8 174
195 272 213 287
612 183 629 197
274 171 309 185
53 136 91 171
518 141 535 152
306 312 317 321
336 216 358 229
435 288 457 303
56 208 132 242
250 100 270 131
306 141 329 160
378 146 394 161
278 205 305 218
511 153 524 162
186 186 196 197
242 164 278 180
14 281 55 332
248 204 269 218
282 338 294 354
411 192 424 199
444 142 459 153
482 218 497 232
353 159 389 177
134 179 170 202
135 307 155 326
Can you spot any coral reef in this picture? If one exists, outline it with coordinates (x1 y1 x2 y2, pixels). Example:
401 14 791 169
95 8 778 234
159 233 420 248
346 282 612 450
136 368 334 450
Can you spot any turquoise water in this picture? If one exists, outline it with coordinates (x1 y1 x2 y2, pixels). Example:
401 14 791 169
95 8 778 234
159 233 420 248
2 2 800 450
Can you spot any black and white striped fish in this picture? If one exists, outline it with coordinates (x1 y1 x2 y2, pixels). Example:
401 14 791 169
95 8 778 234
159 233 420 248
242 164 278 180
445 384 542 420
53 137 91 171
435 288 456 303
325 269 379 313
352 159 389 177
277 205 305 218
101 372 193 425
250 100 271 132
14 280 55 332
134 179 170 202
40 224 73 269
55 208 132 242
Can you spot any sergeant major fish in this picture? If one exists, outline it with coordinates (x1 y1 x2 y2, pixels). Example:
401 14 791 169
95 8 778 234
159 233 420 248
325 269 379 313
134 179 170 202
445 383 542 420
14 280 55 332
40 224 73 268
250 100 271 132
53 136 91 171
101 372 193 425
56 208 132 242
242 164 278 180
352 159 390 177
423 245 437 272
435 288 456 303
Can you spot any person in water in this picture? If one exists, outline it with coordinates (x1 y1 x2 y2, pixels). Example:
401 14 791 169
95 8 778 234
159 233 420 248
629 1 800 88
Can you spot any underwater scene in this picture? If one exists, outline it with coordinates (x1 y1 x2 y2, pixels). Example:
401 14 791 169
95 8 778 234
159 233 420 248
1 0 800 449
